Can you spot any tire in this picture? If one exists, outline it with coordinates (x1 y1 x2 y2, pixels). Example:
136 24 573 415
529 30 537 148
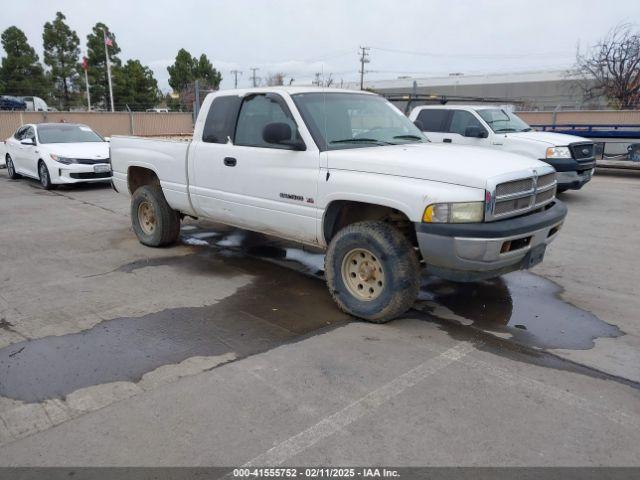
131 184 180 247
6 155 20 180
325 221 420 323
38 161 55 190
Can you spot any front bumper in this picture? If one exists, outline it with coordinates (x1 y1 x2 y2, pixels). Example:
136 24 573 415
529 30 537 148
52 163 112 184
556 168 594 191
415 201 567 282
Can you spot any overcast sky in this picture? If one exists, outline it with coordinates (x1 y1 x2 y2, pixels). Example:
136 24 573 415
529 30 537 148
2 0 638 92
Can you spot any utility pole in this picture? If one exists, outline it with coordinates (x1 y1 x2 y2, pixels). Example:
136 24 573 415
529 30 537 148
230 70 242 89
103 29 115 111
358 46 370 90
250 67 260 87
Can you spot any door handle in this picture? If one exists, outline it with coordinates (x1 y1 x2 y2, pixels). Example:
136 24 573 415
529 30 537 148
443 138 452 143
223 157 237 167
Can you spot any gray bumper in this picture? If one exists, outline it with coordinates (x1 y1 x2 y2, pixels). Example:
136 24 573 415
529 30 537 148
557 168 594 190
415 201 567 282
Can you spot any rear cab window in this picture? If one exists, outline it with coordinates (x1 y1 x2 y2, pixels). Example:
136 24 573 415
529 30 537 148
416 109 449 132
202 96 242 143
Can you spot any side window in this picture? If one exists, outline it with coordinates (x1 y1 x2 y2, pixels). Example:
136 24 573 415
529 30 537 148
14 127 26 140
202 96 241 144
448 111 484 136
234 94 298 149
416 109 448 132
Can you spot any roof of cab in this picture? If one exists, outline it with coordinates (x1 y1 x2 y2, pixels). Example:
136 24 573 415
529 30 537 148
208 86 375 97
415 104 505 111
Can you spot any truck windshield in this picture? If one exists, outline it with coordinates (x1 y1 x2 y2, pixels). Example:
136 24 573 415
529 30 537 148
292 92 427 150
477 109 533 133
37 124 104 144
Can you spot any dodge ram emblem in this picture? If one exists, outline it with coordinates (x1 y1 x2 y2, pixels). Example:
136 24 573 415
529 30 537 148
582 148 589 155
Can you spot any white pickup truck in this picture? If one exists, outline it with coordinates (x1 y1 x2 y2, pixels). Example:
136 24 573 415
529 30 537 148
409 105 596 192
111 87 567 322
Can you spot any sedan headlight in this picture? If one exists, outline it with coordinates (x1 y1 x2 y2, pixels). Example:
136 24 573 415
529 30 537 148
423 202 484 223
545 146 571 159
50 154 76 164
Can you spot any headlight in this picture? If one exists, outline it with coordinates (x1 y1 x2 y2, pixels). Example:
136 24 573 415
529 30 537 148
50 154 76 164
545 146 571 159
423 202 484 223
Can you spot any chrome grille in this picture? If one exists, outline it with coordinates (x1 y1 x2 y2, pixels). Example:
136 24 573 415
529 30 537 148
495 178 534 196
535 186 556 205
491 171 557 220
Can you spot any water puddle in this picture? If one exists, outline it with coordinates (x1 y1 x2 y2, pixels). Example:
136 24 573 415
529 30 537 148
0 251 348 403
415 272 622 350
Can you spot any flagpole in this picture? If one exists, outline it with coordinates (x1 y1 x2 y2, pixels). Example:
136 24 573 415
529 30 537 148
83 55 91 111
103 29 115 112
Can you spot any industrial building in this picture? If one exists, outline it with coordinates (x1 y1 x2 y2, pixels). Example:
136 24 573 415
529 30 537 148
356 69 604 111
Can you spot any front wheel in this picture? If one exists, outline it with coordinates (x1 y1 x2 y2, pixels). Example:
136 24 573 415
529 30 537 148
38 161 55 190
325 221 420 323
6 155 20 180
131 184 180 247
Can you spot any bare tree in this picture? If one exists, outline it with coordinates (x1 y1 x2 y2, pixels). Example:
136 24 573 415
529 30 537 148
575 24 640 109
265 72 285 86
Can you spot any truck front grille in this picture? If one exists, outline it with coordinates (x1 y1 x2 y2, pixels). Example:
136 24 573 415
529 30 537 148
569 142 595 161
491 172 557 220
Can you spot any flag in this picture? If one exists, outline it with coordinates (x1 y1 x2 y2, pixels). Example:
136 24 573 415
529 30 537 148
103 31 113 47
82 56 88 71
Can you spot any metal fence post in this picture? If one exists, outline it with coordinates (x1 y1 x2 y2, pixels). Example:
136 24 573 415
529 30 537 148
126 105 134 135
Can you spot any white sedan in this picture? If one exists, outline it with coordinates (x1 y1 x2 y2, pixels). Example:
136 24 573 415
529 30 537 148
4 123 111 189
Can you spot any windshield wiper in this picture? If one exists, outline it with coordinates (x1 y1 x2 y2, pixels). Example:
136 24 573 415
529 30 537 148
330 138 392 145
393 135 424 141
521 127 533 132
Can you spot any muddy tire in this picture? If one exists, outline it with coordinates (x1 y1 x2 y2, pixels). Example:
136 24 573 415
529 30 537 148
325 221 420 323
6 155 20 179
131 184 180 247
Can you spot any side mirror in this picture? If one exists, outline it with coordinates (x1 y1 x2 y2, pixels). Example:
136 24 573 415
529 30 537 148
464 126 488 138
262 122 306 150
104 136 111 142
413 120 425 131
20 138 36 146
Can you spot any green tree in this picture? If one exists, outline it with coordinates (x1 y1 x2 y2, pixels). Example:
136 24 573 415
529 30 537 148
167 48 197 92
42 12 80 109
113 59 160 110
167 49 222 110
196 54 222 90
0 26 50 98
85 22 121 109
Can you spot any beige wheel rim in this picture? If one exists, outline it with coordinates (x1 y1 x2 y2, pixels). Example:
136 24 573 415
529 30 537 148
341 248 385 301
138 201 156 235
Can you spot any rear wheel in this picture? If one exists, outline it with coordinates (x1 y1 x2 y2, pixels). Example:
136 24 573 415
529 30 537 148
325 221 420 323
131 184 180 247
6 155 20 180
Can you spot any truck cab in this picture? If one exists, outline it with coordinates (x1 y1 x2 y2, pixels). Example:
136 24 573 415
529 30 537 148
409 105 596 192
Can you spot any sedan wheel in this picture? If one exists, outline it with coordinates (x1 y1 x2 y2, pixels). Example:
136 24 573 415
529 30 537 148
38 162 54 190
6 155 20 180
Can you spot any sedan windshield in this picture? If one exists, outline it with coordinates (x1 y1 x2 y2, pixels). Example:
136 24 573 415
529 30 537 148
477 109 532 133
37 124 104 144
292 92 427 150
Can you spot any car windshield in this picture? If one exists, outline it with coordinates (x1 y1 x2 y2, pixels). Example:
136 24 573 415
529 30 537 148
37 124 104 144
477 109 532 133
292 92 427 150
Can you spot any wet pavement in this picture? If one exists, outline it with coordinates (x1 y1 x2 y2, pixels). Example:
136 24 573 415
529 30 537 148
0 222 628 403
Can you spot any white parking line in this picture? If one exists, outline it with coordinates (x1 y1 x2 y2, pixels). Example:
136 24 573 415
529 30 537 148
242 342 474 467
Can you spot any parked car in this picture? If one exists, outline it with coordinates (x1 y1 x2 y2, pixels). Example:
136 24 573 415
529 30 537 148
4 123 111 189
409 105 596 192
0 95 27 111
146 108 169 113
111 87 566 322
22 96 48 112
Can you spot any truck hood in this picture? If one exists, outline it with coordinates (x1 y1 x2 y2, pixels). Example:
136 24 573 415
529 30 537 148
503 131 590 146
327 143 551 189
41 142 110 160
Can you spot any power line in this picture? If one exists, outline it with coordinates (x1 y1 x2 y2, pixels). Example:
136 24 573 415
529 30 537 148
359 46 370 90
249 67 260 87
230 70 242 89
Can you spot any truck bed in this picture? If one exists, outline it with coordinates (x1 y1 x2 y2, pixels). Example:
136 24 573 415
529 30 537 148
110 135 195 215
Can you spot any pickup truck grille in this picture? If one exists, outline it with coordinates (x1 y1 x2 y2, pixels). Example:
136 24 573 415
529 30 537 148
569 142 595 161
491 172 557 220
